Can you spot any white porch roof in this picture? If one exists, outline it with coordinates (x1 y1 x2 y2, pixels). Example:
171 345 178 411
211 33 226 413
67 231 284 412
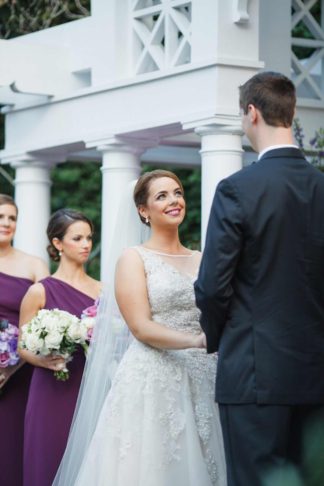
0 0 323 269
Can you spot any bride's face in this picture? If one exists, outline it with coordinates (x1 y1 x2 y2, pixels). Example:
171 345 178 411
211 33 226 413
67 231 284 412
141 176 186 228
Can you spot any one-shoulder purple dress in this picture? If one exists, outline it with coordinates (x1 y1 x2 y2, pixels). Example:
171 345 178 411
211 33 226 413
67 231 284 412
23 277 94 486
0 271 33 486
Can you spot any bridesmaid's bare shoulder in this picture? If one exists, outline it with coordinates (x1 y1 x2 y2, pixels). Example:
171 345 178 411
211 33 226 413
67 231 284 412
19 282 46 326
14 249 49 281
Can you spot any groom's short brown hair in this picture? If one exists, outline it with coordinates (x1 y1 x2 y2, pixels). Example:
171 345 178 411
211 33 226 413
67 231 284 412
239 71 296 128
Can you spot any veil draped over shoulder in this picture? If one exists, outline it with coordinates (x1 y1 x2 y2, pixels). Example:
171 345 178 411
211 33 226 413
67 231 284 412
53 180 149 486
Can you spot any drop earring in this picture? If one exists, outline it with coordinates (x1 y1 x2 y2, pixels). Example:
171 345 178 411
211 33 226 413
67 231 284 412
59 251 62 257
145 217 149 224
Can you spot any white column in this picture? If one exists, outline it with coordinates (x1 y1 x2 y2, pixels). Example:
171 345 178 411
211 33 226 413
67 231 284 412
196 125 243 245
96 139 142 279
12 158 55 262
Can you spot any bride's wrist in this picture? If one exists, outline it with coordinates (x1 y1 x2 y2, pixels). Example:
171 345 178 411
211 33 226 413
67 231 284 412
190 334 201 348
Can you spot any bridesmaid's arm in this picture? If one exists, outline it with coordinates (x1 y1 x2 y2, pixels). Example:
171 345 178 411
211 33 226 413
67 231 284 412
115 249 206 351
18 284 65 370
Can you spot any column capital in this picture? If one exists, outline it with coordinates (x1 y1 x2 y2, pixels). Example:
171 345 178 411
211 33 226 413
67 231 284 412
5 152 64 169
194 123 244 159
195 123 243 138
182 111 244 135
86 135 159 156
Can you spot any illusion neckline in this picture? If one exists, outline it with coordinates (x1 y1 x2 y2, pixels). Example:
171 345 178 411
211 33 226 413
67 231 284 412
140 246 196 258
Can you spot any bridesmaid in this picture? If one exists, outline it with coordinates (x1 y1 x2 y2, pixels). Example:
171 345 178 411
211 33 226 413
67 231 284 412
19 208 101 486
0 194 49 486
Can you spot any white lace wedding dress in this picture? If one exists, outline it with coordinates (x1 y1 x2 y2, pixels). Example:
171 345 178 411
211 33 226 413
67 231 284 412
74 247 227 486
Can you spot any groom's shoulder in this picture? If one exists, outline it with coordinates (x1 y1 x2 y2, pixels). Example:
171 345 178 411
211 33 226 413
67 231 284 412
224 162 259 187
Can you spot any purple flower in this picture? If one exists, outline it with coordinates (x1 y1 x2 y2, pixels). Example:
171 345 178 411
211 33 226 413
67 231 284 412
0 322 20 368
0 351 10 368
81 298 100 319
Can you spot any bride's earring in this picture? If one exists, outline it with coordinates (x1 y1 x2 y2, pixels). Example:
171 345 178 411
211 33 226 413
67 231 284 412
145 216 149 224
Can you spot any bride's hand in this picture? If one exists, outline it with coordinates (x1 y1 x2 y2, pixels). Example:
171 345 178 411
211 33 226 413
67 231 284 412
192 332 207 349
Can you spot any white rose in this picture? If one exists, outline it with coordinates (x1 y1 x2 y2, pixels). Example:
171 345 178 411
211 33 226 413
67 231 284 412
30 322 42 335
42 316 59 333
36 310 49 329
59 313 80 332
67 322 87 343
37 309 48 319
25 334 45 354
81 316 95 330
45 330 63 350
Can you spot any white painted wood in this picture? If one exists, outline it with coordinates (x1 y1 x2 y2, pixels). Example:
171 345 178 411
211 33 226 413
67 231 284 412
93 139 143 277
196 124 243 245
12 158 55 263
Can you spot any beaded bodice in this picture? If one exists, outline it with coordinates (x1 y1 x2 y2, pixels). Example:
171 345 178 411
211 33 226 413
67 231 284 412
135 246 202 335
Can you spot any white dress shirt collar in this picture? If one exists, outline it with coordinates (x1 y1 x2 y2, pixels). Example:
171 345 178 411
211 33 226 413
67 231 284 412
258 144 299 161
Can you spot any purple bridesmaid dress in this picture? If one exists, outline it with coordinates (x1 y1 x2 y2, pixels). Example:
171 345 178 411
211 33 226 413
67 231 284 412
23 277 94 486
0 271 33 486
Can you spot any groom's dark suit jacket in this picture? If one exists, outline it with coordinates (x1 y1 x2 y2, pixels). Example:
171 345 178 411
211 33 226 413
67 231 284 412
195 147 324 404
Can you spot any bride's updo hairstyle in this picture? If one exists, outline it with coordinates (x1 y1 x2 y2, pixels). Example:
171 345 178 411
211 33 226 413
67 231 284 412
47 208 94 262
0 194 18 215
133 170 184 226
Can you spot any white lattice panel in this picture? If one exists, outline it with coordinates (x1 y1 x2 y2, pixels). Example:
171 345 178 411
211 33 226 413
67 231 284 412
131 0 192 74
291 0 324 102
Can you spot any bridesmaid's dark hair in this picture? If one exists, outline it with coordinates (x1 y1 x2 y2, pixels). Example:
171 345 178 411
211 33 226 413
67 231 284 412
47 208 94 262
133 170 184 226
0 194 18 215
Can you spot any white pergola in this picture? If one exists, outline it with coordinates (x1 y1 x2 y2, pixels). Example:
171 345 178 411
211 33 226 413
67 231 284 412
1 0 324 276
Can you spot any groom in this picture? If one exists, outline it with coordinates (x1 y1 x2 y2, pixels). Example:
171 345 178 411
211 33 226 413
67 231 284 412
194 71 324 485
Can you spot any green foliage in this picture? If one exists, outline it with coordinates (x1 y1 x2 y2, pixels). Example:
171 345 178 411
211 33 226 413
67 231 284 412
293 118 324 170
0 113 4 150
291 2 321 59
262 418 324 486
0 164 14 194
0 0 90 39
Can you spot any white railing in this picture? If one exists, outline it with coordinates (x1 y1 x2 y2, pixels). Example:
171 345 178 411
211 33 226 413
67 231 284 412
291 0 324 103
131 0 192 75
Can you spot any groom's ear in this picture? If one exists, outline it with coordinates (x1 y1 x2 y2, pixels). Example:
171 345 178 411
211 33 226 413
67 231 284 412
247 104 258 123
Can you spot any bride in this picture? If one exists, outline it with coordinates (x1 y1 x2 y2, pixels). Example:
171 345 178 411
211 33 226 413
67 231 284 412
54 170 226 486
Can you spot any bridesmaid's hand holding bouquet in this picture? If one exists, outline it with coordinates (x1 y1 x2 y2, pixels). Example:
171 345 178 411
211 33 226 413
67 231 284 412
20 309 88 381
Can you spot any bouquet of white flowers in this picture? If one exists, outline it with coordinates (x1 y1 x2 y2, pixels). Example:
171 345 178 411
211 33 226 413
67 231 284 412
20 308 89 381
